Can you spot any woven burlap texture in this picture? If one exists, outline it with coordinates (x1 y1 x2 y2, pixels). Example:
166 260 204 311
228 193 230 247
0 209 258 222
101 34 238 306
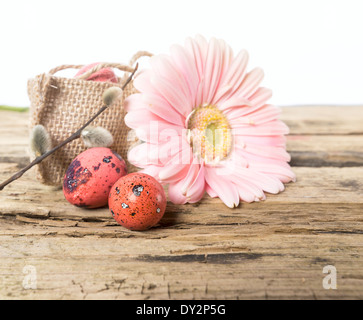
27 53 151 186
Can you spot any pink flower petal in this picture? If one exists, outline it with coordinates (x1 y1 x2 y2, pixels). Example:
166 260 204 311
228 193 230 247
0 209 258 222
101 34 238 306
205 183 218 198
234 183 256 203
232 120 290 136
237 178 265 201
239 151 293 169
128 142 159 167
243 144 291 162
213 84 234 105
157 138 187 165
150 54 192 106
248 87 273 108
128 138 187 168
167 160 205 205
133 70 153 93
218 49 249 102
219 148 249 168
225 88 274 120
185 35 208 80
224 99 267 119
151 75 192 117
126 93 185 126
249 163 296 183
142 93 185 126
218 96 252 112
124 93 144 112
195 80 204 108
180 162 199 195
204 167 240 208
170 44 199 107
203 37 223 104
125 110 165 129
247 105 282 125
236 67 264 99
208 38 234 105
158 147 192 182
186 162 206 203
159 163 189 183
131 120 183 143
228 104 281 127
215 162 266 202
268 173 296 184
235 134 286 148
232 167 285 194
168 179 188 204
218 39 234 80
140 165 163 182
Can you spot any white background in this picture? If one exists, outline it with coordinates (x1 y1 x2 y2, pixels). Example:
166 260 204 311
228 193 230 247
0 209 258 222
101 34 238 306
0 0 362 107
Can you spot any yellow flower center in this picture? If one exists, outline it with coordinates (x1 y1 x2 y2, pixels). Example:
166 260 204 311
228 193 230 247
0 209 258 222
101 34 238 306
186 105 232 164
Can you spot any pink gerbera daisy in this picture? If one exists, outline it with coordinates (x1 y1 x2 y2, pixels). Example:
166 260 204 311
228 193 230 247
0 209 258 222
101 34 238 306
124 35 296 208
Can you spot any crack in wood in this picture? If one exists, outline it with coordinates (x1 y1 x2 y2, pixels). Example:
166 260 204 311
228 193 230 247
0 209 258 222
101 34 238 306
137 252 266 264
290 151 363 167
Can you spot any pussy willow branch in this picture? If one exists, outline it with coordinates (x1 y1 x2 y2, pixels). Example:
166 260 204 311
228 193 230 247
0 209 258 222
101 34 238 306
0 64 138 191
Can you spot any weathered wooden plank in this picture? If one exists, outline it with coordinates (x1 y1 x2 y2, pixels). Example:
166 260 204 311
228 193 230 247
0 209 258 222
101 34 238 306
288 135 363 167
1 106 363 300
281 105 363 135
0 166 362 236
0 232 361 299
2 135 363 168
2 137 363 169
3 105 363 135
1 109 363 176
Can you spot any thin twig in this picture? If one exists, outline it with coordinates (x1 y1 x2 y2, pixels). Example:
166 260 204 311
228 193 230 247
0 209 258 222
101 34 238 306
0 64 138 191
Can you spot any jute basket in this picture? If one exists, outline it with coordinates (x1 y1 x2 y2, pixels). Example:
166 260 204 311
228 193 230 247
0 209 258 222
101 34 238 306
27 52 152 186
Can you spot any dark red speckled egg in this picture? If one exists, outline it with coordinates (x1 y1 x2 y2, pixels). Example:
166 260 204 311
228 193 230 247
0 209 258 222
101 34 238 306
63 147 127 208
109 173 167 231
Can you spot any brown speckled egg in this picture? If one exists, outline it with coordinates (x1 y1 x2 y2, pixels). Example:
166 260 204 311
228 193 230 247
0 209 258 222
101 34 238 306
63 147 127 208
109 173 167 231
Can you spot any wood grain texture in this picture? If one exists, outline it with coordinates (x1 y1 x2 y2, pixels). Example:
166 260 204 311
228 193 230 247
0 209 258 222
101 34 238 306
283 105 363 135
0 106 363 300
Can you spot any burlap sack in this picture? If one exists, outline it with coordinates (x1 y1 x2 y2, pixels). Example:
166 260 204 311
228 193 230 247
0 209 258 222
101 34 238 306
27 52 152 186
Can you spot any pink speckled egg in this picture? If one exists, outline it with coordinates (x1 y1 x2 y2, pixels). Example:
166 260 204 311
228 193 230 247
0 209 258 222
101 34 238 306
63 147 127 208
109 173 167 231
75 62 117 83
